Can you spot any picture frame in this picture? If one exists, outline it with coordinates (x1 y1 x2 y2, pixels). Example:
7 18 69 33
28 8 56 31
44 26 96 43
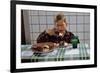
10 0 97 72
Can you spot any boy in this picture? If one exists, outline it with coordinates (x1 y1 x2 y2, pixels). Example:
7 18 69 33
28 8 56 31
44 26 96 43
32 13 75 52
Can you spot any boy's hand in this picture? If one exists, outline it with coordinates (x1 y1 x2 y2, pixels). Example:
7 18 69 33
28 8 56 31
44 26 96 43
64 42 68 47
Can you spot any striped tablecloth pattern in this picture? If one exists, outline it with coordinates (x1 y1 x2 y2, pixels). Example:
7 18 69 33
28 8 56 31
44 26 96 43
21 44 90 63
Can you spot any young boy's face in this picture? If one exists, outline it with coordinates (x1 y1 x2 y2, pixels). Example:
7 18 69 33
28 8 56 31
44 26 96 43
55 20 67 33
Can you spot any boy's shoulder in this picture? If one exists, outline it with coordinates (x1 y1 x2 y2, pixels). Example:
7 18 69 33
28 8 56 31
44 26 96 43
65 31 74 36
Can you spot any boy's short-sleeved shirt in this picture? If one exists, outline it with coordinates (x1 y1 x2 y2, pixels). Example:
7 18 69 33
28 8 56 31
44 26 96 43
37 28 75 43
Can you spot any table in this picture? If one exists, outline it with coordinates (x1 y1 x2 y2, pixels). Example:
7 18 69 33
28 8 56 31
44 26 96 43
21 44 90 63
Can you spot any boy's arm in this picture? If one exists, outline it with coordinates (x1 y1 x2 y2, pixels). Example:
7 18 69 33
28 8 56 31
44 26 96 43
37 31 50 43
32 31 57 52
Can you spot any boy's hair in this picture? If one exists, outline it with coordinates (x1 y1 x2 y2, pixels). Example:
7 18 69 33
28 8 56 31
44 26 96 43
54 13 67 23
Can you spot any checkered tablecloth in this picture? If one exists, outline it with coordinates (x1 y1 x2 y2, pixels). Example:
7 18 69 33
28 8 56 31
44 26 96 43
21 44 90 63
